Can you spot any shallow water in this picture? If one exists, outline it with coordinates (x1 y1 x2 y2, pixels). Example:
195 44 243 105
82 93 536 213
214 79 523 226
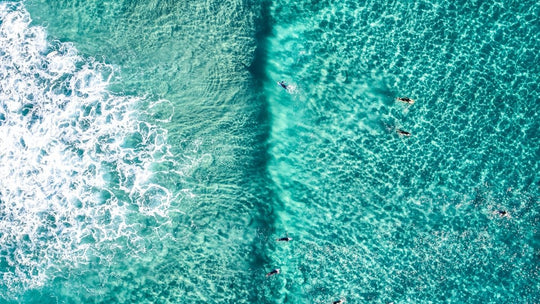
0 0 538 303
264 0 539 302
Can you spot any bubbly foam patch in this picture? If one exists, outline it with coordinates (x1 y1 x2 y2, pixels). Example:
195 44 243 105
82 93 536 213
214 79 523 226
0 3 172 296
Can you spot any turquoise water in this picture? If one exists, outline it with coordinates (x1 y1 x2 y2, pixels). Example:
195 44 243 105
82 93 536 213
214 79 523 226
0 0 538 303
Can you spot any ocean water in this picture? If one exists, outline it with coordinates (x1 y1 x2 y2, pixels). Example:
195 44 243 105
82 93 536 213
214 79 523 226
0 0 538 303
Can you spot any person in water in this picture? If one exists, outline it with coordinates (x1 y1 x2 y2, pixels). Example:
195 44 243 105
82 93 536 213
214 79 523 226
396 129 411 136
278 80 288 90
494 210 510 218
397 97 415 104
266 268 280 277
276 233 292 242
333 299 344 304
277 236 292 242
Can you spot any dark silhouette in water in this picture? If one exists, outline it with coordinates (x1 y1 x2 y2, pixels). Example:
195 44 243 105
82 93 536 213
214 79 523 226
333 300 344 304
276 233 292 242
276 236 292 242
494 210 510 218
396 129 411 136
397 97 415 104
266 268 280 277
278 80 288 90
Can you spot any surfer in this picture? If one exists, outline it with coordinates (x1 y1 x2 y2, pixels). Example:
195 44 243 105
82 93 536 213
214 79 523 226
266 268 280 277
397 97 415 104
276 233 292 242
396 129 411 136
278 80 288 90
494 210 510 218
333 300 344 304
277 236 292 242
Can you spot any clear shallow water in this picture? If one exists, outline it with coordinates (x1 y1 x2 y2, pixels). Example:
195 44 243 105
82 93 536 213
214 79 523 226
0 0 538 303
264 0 539 303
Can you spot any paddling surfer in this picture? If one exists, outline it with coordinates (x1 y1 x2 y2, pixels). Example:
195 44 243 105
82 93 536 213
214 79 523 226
396 129 411 136
276 236 292 242
397 97 415 104
494 210 510 218
266 268 280 277
276 233 292 242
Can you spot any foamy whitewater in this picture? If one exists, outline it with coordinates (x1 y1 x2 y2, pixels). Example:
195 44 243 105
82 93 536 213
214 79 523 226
0 3 172 296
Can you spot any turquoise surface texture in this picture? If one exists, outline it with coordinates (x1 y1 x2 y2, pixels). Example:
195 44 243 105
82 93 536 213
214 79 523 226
0 0 538 303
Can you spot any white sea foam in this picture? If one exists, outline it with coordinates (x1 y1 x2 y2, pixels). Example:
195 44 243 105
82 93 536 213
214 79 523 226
0 3 172 295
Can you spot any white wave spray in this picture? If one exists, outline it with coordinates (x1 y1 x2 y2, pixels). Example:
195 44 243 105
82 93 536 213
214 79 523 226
0 2 173 296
